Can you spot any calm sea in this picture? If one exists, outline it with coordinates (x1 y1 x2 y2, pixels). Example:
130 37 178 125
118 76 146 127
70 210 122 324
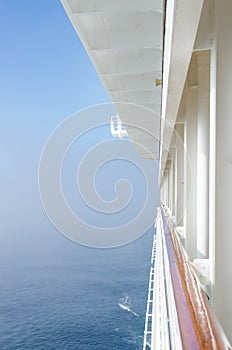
0 229 154 350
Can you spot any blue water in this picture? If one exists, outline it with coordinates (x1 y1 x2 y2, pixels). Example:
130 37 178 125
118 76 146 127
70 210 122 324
0 230 154 350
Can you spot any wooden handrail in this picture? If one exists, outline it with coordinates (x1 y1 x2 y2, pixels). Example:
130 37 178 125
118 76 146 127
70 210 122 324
161 205 231 350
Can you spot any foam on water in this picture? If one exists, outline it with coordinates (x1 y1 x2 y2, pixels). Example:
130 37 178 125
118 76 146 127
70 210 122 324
118 296 139 317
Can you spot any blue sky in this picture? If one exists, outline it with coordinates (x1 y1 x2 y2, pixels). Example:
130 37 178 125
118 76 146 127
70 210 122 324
0 1 159 261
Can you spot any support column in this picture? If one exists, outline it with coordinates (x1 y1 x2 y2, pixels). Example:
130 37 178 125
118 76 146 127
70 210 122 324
209 26 216 291
168 160 173 213
163 171 168 207
175 124 185 226
169 147 176 217
214 0 232 342
196 51 210 259
165 171 169 206
160 179 164 204
172 155 176 217
184 54 198 260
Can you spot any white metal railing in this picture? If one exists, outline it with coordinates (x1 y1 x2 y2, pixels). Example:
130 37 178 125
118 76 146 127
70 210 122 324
151 236 156 264
143 208 182 350
143 235 156 350
159 210 183 350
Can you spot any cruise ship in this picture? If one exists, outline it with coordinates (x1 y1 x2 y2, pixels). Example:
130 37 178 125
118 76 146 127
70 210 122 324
60 0 232 348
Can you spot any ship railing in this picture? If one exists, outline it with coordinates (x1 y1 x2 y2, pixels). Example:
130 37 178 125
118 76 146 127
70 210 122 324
160 204 231 350
151 207 183 349
143 235 156 350
143 208 182 350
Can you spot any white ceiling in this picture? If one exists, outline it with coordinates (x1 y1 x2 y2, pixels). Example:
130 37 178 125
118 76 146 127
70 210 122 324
61 0 164 159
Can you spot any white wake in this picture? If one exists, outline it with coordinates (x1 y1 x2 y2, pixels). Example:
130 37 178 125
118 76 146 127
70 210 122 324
118 297 139 317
